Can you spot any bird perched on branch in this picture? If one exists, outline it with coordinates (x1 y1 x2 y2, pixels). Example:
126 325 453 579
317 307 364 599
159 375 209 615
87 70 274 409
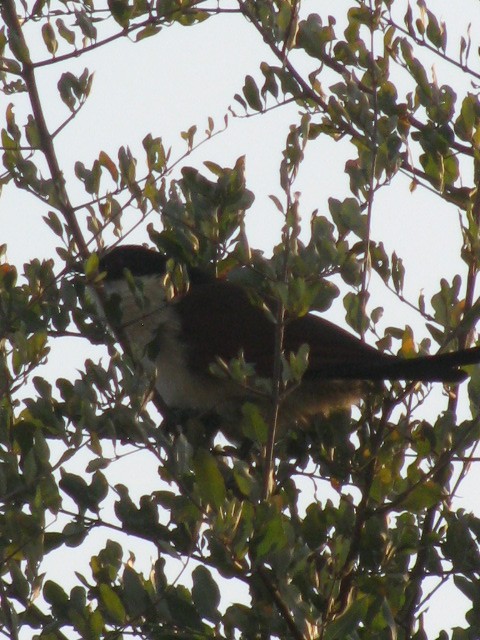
95 244 480 434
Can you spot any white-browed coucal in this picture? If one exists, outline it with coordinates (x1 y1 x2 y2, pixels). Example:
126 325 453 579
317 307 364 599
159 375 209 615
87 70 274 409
96 245 480 431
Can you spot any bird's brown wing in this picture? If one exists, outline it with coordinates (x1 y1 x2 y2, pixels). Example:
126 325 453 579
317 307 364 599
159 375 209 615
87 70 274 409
176 281 389 378
177 280 475 383
176 281 277 375
284 313 390 379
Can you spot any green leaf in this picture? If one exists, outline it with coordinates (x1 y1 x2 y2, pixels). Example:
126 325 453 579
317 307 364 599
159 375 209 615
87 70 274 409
391 251 405 294
426 10 446 50
443 514 480 572
232 460 255 498
135 24 162 41
41 22 58 55
99 583 126 624
165 587 203 630
344 291 368 335
296 14 334 60
59 471 89 505
454 576 477 601
192 449 226 509
8 561 30 602
254 510 288 559
25 115 41 148
180 124 197 150
90 471 108 504
63 521 88 547
401 480 444 512
142 134 167 173
329 197 366 239
44 580 69 608
260 62 279 99
74 9 98 40
43 211 64 237
241 402 268 444
192 566 221 622
108 0 132 27
242 75 263 112
122 565 148 618
85 253 99 278
56 18 76 45
323 596 370 639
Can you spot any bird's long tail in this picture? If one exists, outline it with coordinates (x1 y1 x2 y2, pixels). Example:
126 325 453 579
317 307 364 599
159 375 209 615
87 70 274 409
372 345 480 383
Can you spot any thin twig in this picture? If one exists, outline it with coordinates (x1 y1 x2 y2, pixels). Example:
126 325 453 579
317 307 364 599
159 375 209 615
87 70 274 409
256 567 306 640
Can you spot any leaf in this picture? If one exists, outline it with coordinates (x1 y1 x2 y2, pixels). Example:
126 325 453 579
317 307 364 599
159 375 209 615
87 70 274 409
323 596 370 639
404 4 414 35
401 480 444 512
192 566 221 622
25 115 41 148
329 197 366 239
269 194 284 213
108 0 132 27
371 306 383 325
287 343 310 383
243 75 263 112
90 471 108 504
56 18 76 45
254 509 288 559
241 402 268 444
391 251 405 294
59 471 89 507
443 514 480 572
260 62 279 99
165 587 203 630
57 72 79 111
192 449 226 509
44 580 69 608
426 9 446 50
233 93 247 110
180 124 197 150
232 461 255 498
296 14 334 60
344 291 368 335
62 521 88 548
400 325 416 358
99 583 126 624
43 211 64 237
122 566 148 618
74 8 98 41
8 561 30 602
454 575 477 601
135 24 162 41
41 22 58 55
85 253 99 278
99 150 119 182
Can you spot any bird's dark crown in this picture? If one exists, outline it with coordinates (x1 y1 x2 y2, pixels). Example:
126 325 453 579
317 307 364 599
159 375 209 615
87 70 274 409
99 245 213 285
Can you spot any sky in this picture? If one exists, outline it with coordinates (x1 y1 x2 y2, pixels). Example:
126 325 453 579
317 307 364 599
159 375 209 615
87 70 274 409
2 0 480 636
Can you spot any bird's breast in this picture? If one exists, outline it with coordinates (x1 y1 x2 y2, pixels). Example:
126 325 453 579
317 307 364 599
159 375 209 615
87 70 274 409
102 278 236 411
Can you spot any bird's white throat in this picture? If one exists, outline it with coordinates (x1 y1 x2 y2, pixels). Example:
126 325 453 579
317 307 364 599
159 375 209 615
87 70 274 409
98 275 235 411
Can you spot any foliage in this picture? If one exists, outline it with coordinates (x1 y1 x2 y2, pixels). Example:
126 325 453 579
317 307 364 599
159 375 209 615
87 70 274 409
1 1 480 639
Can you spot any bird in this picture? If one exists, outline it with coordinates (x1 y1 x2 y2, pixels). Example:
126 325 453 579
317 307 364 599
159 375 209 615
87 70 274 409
95 244 480 435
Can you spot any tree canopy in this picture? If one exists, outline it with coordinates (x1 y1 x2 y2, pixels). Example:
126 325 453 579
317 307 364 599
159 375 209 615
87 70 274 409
1 1 480 638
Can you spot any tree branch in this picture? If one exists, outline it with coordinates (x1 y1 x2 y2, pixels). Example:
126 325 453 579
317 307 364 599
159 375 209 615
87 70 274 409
1 0 88 256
